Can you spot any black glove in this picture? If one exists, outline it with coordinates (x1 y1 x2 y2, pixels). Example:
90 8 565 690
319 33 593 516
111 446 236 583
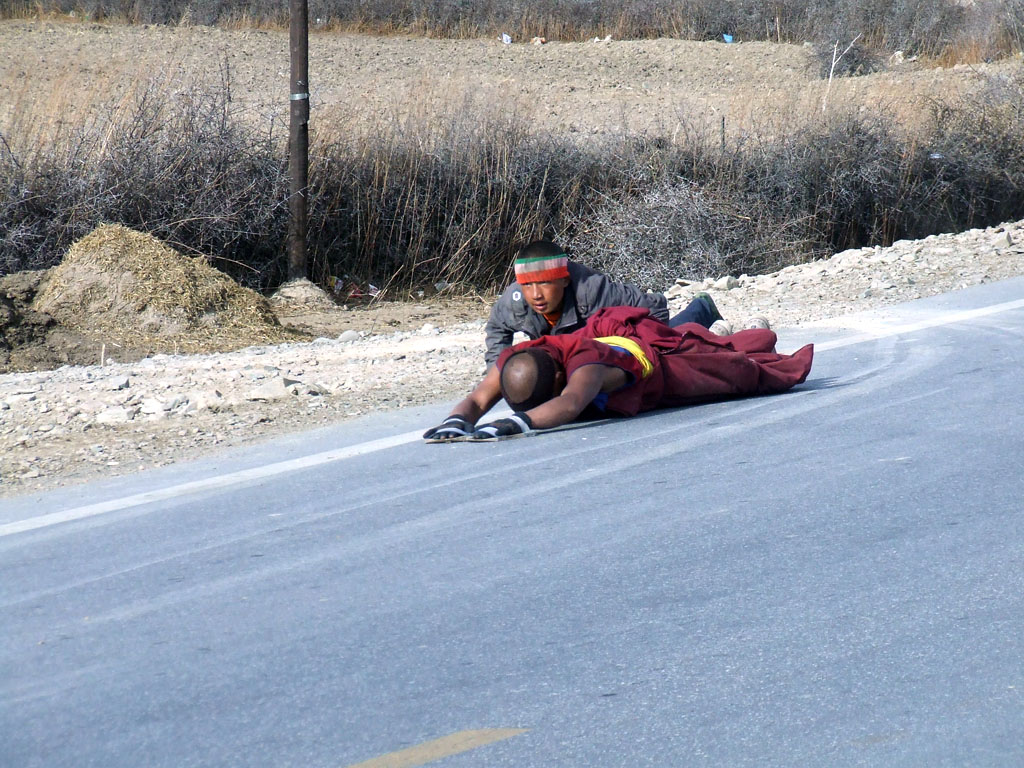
423 414 475 441
468 412 534 441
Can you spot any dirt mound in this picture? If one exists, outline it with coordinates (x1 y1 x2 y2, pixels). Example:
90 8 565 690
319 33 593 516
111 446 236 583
1 271 52 358
31 224 307 355
270 277 339 311
0 269 107 372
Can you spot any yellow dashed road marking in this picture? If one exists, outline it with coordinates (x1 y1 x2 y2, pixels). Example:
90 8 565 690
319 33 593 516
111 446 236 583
345 728 528 768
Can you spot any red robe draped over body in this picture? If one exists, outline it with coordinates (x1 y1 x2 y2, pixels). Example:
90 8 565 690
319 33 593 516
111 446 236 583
496 306 814 417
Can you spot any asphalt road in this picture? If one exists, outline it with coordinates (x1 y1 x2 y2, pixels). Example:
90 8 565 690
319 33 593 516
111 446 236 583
3 278 1023 768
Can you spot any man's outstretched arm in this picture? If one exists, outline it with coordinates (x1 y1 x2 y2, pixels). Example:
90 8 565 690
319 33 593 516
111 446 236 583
468 364 613 439
422 366 503 440
522 365 607 429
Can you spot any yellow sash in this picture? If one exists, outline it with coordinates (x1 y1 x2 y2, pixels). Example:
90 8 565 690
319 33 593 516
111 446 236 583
594 336 654 379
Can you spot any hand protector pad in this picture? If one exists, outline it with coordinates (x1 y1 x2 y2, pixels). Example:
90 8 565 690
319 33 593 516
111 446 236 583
467 412 534 441
423 415 475 442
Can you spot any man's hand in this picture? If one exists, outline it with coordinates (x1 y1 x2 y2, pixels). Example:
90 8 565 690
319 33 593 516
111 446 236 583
468 412 534 441
422 415 475 442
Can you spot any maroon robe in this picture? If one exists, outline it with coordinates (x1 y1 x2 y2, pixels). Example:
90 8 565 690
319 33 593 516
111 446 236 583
496 306 814 417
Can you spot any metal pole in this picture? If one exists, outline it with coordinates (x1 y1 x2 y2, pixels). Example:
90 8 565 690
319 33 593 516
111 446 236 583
288 0 309 281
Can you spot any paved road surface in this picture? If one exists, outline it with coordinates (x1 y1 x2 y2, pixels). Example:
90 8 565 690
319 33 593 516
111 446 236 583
3 278 1023 767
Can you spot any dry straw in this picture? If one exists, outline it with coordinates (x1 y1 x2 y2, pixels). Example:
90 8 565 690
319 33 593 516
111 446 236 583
32 223 306 354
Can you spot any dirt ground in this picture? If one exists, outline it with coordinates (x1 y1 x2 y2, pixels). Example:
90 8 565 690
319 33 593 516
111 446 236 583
270 294 494 339
0 263 493 373
1 19 1020 144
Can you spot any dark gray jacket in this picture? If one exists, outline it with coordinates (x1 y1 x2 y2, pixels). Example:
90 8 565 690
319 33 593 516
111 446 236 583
484 260 668 365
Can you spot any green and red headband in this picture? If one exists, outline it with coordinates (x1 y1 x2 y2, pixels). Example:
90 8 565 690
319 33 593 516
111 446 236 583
514 253 569 284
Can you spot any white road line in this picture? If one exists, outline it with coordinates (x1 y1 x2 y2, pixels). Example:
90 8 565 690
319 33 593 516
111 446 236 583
811 297 1024 352
0 430 423 537
4 295 1023 537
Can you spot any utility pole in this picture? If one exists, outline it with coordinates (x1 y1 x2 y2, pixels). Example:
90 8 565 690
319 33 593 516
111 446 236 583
287 0 309 280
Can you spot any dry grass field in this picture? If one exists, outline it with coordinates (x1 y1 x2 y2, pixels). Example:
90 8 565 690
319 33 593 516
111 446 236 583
1 20 1017 140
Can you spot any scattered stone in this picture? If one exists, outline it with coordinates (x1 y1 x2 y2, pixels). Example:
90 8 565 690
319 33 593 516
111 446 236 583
713 275 739 291
139 398 169 415
94 406 138 425
246 376 294 401
187 390 224 412
338 330 360 343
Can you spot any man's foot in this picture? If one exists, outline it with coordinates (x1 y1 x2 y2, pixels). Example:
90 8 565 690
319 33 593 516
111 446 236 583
709 319 733 335
693 291 723 324
745 316 771 330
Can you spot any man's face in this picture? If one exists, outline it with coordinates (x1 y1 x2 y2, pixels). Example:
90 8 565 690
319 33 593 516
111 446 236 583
520 277 569 315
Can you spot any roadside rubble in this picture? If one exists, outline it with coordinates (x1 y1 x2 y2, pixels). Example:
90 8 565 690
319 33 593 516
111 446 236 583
2 219 1022 497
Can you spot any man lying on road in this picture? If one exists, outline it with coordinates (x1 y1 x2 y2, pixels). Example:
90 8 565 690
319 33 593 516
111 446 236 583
424 306 814 441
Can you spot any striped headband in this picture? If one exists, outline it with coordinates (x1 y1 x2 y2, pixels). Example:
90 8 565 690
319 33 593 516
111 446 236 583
514 253 570 284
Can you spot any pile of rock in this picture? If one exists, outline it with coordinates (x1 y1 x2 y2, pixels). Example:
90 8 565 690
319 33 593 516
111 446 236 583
664 223 1023 330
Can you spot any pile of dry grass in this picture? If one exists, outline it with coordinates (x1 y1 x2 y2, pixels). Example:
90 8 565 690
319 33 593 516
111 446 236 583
32 224 305 354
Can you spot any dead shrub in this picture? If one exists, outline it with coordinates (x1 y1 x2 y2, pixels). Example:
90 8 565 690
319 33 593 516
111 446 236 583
0 70 289 286
567 179 811 291
3 69 1024 295
813 39 885 78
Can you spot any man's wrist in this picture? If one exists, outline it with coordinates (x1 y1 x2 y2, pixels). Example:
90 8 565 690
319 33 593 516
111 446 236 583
509 412 533 432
